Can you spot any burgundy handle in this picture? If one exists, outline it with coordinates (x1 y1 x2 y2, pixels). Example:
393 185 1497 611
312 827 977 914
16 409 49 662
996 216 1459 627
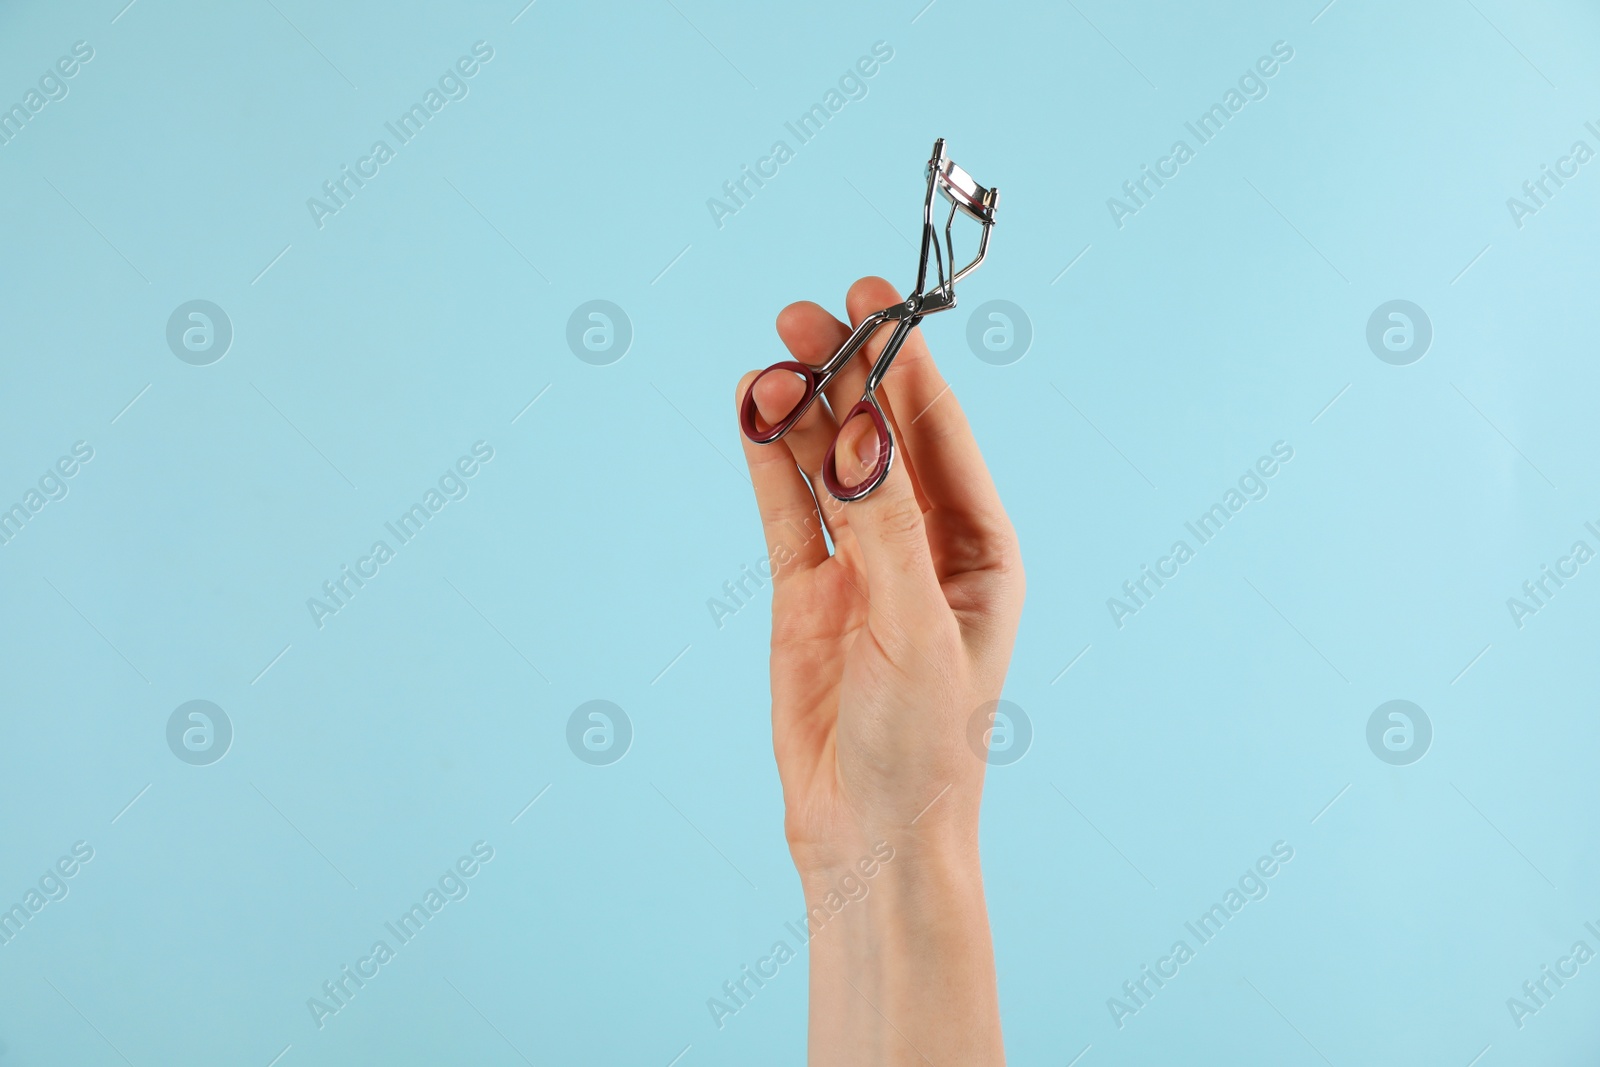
740 361 821 444
822 396 894 502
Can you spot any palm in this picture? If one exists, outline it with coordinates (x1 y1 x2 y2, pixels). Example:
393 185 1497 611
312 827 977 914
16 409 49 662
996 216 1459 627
736 277 1022 864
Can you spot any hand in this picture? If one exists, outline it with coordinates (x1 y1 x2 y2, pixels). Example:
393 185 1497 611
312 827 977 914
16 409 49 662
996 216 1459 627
735 276 1023 1065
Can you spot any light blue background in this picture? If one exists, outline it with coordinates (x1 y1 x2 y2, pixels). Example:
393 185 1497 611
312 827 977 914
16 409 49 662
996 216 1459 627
2 0 1598 1063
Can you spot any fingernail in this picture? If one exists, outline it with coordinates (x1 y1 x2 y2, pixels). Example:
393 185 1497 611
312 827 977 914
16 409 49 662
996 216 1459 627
837 411 880 483
753 371 805 425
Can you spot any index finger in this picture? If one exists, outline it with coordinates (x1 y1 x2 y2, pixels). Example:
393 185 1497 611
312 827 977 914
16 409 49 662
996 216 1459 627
735 370 831 583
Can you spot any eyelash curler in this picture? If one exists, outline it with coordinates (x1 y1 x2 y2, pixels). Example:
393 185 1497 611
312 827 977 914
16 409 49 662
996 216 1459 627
739 137 999 502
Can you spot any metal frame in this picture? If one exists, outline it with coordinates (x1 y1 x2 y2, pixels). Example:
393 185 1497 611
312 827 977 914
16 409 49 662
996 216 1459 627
739 137 999 501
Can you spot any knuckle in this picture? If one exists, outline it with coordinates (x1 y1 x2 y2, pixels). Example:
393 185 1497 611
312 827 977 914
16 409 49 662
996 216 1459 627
892 336 932 371
988 526 1027 594
848 275 899 320
993 551 1027 605
868 495 926 547
993 518 1024 570
942 512 1022 574
917 408 969 449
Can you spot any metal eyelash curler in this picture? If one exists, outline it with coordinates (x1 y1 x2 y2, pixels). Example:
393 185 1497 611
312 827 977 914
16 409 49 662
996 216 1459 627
739 137 999 502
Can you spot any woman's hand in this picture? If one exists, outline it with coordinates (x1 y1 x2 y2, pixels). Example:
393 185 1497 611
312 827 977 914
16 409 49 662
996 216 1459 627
735 276 1024 1066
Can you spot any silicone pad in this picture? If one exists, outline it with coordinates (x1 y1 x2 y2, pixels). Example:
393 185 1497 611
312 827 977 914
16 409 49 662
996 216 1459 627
740 361 820 444
822 397 894 502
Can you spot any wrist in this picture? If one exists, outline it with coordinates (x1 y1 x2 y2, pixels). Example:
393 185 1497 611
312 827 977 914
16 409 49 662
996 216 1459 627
787 779 985 889
795 831 979 912
799 832 1003 1065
